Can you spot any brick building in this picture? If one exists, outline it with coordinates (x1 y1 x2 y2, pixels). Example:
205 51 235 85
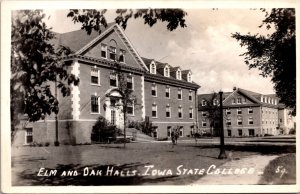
198 87 295 137
13 23 200 146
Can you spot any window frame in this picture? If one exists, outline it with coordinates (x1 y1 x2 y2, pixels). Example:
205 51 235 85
178 89 182 100
91 67 101 86
189 90 193 101
152 104 157 118
166 105 171 118
91 95 101 114
151 83 157 97
189 108 193 119
119 49 126 63
248 108 253 114
165 86 170 98
178 106 183 119
110 73 118 87
109 46 117 61
101 44 107 58
25 128 33 144
248 117 254 125
127 75 134 90
127 101 134 116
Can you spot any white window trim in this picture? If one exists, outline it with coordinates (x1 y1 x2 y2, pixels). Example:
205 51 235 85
166 106 171 118
127 75 134 90
187 72 192 82
165 87 170 99
120 49 126 63
178 107 183 119
189 91 193 101
226 109 231 115
167 127 172 137
179 127 184 137
127 101 135 116
178 89 182 100
152 104 158 118
248 108 253 114
150 63 156 74
202 100 207 106
237 98 242 104
189 108 193 119
110 73 118 87
176 70 182 80
91 95 101 114
109 46 117 61
152 83 157 97
164 66 170 77
101 44 107 59
202 121 207 127
237 109 242 115
202 111 207 117
226 118 232 126
248 117 254 125
91 68 101 86
237 118 243 125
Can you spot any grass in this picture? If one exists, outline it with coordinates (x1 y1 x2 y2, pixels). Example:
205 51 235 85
12 142 257 186
259 153 296 184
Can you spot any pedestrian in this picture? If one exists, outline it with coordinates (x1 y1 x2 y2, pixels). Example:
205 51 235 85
171 131 176 145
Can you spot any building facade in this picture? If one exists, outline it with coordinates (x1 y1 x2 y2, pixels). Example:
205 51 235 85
13 23 200 146
198 87 295 137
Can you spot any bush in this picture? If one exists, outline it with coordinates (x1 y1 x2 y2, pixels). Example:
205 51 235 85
91 116 121 143
289 128 296 135
127 119 154 136
44 142 50 147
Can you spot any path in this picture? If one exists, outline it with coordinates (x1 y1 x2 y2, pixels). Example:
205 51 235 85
191 154 279 185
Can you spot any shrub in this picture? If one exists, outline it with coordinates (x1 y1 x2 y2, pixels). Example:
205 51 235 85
44 142 50 147
91 116 121 143
289 128 296 135
127 119 154 136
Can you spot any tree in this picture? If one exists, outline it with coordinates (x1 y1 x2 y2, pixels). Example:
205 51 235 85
202 92 220 136
109 63 141 148
11 10 79 140
67 9 187 34
232 8 296 115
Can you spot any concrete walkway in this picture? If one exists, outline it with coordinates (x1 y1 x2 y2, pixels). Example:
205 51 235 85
191 154 279 185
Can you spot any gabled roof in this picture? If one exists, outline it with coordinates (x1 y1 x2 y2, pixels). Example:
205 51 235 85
53 22 115 52
170 66 181 72
182 70 191 75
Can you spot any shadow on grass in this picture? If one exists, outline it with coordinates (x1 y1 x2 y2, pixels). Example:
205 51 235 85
189 144 295 155
15 162 179 186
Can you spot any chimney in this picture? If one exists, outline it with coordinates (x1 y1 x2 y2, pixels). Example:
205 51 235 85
233 86 237 91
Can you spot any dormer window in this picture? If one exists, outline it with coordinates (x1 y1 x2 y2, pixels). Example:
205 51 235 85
176 69 182 80
164 66 170 77
150 62 156 74
187 72 192 82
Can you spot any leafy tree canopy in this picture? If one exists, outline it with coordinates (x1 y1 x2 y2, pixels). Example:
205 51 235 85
67 9 187 34
11 10 80 123
232 8 296 115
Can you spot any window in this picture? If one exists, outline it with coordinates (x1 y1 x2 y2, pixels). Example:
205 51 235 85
237 117 243 125
165 87 170 98
189 91 193 101
153 127 158 138
232 98 236 104
127 75 133 90
226 109 231 115
237 109 242 115
167 126 172 137
238 129 243 136
101 44 107 58
127 101 134 115
227 130 231 137
110 73 117 87
237 98 242 104
91 95 100 113
150 63 156 74
202 121 207 127
226 118 231 126
202 111 207 117
187 72 192 82
176 70 182 80
280 119 282 123
152 104 157 118
202 100 207 106
164 66 170 77
91 68 100 85
178 107 183 118
179 127 184 137
248 117 254 125
151 84 157 96
119 49 125 63
189 108 193 119
249 129 255 136
248 108 253 114
166 105 171 118
178 89 182 100
109 46 116 61
25 128 33 144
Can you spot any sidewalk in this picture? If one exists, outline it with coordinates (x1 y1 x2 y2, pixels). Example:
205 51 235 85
191 154 279 185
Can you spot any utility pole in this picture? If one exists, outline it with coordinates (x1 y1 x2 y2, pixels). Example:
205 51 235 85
218 91 226 159
54 74 59 146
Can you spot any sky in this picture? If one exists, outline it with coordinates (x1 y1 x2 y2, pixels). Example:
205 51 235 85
44 9 275 95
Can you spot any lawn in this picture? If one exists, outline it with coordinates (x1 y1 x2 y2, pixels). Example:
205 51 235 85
12 142 257 186
259 153 296 184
